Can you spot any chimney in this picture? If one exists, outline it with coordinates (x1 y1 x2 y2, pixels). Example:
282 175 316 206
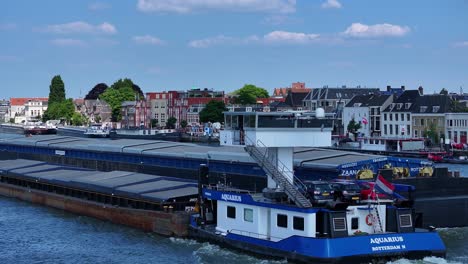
401 85 405 90
418 86 424 95
387 85 391 92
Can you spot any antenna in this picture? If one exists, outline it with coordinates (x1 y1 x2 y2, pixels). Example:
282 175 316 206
461 86 463 95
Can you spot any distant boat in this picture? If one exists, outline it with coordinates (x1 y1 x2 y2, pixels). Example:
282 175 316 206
84 124 110 138
109 128 181 141
23 121 57 135
442 155 468 164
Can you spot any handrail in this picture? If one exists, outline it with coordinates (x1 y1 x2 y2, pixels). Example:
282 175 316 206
229 229 282 241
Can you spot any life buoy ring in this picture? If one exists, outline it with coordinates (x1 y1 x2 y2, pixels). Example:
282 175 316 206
366 214 374 226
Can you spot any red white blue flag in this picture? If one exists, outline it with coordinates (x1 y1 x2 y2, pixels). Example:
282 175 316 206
375 175 395 195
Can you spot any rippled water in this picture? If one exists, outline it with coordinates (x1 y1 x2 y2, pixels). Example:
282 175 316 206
0 197 466 264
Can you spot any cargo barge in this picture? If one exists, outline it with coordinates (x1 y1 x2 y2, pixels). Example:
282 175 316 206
0 159 197 236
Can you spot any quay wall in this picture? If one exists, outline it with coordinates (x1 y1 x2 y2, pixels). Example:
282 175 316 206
0 182 190 236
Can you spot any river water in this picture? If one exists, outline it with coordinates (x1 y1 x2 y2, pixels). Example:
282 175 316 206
0 197 466 264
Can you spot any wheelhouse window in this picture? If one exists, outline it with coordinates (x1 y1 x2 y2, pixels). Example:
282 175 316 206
244 208 253 223
277 214 288 228
351 217 359 230
227 206 236 219
293 216 304 231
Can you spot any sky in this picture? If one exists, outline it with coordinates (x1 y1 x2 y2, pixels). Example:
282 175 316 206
1 0 467 99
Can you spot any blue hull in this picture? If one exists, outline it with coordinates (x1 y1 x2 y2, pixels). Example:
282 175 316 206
190 226 445 263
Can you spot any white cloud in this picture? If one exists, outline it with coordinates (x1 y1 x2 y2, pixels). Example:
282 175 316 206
50 38 87 47
133 35 165 45
88 2 111 11
42 21 117 35
137 0 296 14
189 30 321 48
0 23 17 30
264 30 320 44
321 0 341 9
454 41 468 47
343 23 410 38
189 35 234 48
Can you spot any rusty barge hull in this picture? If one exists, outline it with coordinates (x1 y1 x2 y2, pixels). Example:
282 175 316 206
0 183 189 236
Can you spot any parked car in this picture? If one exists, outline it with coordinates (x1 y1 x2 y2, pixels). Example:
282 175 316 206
304 180 334 206
330 181 361 203
358 182 391 200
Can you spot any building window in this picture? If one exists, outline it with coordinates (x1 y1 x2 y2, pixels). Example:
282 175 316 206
407 114 410 121
407 125 410 136
384 113 387 121
389 124 393 135
244 208 253 223
351 217 359 230
227 206 236 219
384 124 387 135
389 114 393 121
415 130 418 137
401 113 404 121
395 114 398 121
420 119 424 126
277 214 287 228
293 216 304 231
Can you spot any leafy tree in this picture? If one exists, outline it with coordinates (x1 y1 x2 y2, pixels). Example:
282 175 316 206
71 112 86 126
347 118 362 140
110 78 144 99
199 100 227 123
166 117 177 129
94 114 101 123
43 99 75 123
439 88 448 95
48 75 66 105
180 120 188 129
150 119 158 128
424 121 439 144
100 86 137 122
9 118 14 123
233 84 269 105
85 83 108 100
451 100 468 113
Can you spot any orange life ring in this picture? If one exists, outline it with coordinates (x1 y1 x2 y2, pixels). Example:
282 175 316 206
366 214 374 226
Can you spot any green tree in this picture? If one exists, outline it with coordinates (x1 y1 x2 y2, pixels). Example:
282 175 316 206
150 119 158 128
43 99 75 122
199 100 227 123
347 118 362 140
233 84 269 105
424 121 439 144
166 117 177 129
100 86 136 122
110 78 144 99
48 75 66 105
71 112 86 126
94 114 101 123
180 120 188 129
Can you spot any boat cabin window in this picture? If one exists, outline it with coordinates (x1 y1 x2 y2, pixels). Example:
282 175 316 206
227 206 236 219
277 214 288 228
225 115 233 129
293 216 304 231
258 115 294 128
244 208 253 222
351 217 359 230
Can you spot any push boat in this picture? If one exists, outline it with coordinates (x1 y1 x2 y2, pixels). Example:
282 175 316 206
83 124 110 138
189 108 446 263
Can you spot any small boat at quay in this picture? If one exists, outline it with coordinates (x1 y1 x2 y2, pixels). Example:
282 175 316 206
83 123 110 138
23 120 57 135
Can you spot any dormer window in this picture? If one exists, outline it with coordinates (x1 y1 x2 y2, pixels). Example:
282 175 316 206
389 104 395 110
405 103 411 109
420 106 427 113
397 103 403 110
432 106 440 113
353 103 362 107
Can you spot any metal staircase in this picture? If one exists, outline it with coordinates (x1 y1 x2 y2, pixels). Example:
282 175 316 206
244 139 312 208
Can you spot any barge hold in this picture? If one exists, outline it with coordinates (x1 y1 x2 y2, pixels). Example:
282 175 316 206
0 131 467 227
0 159 198 236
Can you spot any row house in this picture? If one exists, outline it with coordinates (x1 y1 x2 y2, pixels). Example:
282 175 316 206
0 99 10 123
120 100 150 128
411 93 451 143
83 99 112 123
445 113 468 144
343 94 392 138
146 92 169 127
273 82 311 99
9 97 48 123
381 89 421 139
303 86 379 135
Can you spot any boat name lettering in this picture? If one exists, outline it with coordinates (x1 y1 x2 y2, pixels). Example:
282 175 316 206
371 245 404 251
204 192 212 197
372 157 387 163
221 194 242 202
341 162 358 168
341 169 358 176
410 167 420 172
55 150 66 156
370 236 404 244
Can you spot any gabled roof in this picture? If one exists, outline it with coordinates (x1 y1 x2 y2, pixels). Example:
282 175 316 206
345 94 391 107
285 90 309 107
412 94 452 114
383 90 421 112
10 97 48 106
304 87 379 101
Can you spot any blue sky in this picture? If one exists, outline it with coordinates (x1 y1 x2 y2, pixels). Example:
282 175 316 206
1 0 467 99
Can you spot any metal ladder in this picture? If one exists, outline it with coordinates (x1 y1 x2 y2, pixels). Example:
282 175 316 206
244 138 312 208
370 192 384 233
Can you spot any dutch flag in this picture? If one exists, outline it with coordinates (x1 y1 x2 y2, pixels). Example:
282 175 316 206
375 175 395 196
